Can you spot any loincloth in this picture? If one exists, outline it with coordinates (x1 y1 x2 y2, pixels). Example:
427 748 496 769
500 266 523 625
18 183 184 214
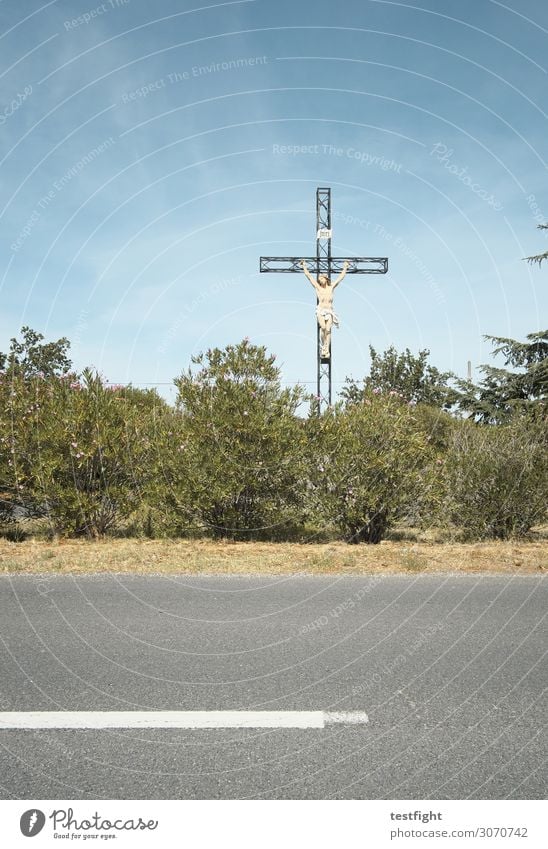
316 307 339 327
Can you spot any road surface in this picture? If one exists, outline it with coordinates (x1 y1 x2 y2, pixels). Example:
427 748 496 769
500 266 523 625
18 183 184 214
0 573 545 798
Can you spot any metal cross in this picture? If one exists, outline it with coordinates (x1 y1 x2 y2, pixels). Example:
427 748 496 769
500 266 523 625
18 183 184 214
260 187 389 412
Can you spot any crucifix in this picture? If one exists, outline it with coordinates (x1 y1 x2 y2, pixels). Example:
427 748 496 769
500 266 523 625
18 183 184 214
260 187 389 412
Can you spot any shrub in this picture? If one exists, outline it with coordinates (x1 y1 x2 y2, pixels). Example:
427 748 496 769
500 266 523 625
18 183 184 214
0 370 158 537
151 340 307 539
440 413 548 539
305 392 433 543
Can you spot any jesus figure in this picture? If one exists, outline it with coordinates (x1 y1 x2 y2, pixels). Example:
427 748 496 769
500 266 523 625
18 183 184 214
301 259 349 358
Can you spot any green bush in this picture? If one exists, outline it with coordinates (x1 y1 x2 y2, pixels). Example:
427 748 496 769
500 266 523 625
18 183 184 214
0 370 158 537
2 328 546 545
149 340 307 539
440 413 548 539
305 392 434 543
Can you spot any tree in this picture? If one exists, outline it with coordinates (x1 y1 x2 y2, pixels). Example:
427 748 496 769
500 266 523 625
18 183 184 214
155 340 306 538
455 331 548 422
0 326 72 378
342 345 455 409
524 223 548 266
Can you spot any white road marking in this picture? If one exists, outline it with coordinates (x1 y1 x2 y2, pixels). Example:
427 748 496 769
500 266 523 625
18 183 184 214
324 711 370 726
0 711 368 729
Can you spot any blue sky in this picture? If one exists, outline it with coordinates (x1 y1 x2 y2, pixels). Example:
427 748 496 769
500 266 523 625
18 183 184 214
0 0 546 402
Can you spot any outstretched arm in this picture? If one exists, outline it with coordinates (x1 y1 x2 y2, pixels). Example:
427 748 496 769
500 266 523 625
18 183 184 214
333 260 349 289
301 260 319 290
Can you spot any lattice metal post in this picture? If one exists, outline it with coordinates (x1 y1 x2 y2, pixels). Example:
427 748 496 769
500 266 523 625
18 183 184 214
316 188 332 412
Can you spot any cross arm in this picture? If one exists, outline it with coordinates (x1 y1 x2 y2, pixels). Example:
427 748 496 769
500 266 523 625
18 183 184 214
259 256 388 274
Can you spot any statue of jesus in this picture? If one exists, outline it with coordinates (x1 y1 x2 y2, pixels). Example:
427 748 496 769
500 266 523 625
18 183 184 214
301 259 349 358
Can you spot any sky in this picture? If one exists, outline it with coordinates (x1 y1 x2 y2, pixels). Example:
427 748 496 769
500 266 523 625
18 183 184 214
0 0 546 403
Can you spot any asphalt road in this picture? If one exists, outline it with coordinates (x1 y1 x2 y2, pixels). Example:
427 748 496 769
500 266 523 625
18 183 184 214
0 573 546 799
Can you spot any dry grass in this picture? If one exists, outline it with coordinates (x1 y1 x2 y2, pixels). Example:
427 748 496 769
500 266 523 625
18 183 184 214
0 537 546 575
